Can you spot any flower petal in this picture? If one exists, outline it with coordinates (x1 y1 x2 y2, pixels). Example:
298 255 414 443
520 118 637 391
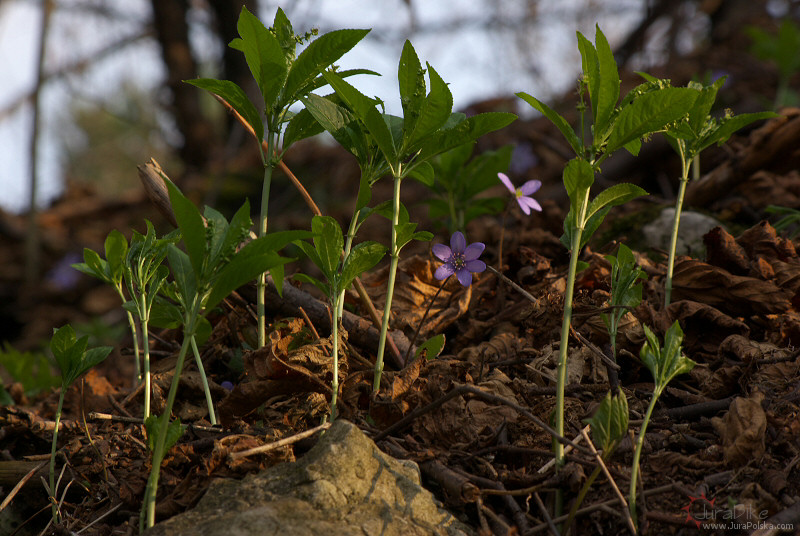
450 231 466 254
516 198 532 215
519 196 542 213
434 263 455 280
456 268 473 287
463 242 485 261
519 180 542 196
466 259 486 273
432 243 452 261
497 172 515 194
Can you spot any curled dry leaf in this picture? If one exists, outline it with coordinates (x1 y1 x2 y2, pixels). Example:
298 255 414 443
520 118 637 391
672 258 791 317
711 391 767 465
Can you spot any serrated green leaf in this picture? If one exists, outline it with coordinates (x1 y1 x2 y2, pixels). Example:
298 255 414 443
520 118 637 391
167 244 197 304
231 6 287 110
293 272 331 298
340 242 386 291
606 87 699 153
74 248 109 283
406 63 453 150
398 40 425 138
418 112 516 161
283 107 325 149
516 92 582 155
592 26 620 144
640 322 696 393
186 78 264 143
145 414 184 453
283 28 370 105
104 230 128 284
584 388 628 455
696 111 777 152
562 158 594 216
312 215 343 278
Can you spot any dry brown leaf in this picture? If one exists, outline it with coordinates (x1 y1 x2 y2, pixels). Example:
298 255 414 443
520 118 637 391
672 258 791 316
711 391 767 465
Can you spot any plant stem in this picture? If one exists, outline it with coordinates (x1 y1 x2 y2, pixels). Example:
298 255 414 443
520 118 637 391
49 387 66 524
143 310 196 530
331 291 341 421
124 309 141 385
190 336 217 425
664 144 691 308
564 465 602 534
141 308 151 420
404 275 449 363
257 135 276 349
628 386 660 529
373 170 402 392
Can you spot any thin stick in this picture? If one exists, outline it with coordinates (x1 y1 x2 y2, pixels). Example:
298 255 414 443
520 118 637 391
404 276 449 363
534 491 560 536
487 265 541 306
229 422 331 461
0 461 46 513
537 424 590 474
580 427 637 535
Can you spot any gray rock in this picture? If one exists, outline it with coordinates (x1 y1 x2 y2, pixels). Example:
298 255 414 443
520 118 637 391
145 420 473 536
641 208 722 257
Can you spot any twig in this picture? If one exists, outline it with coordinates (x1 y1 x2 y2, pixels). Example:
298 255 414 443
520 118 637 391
569 325 621 371
487 265 541 307
0 461 47 513
580 427 636 535
87 412 223 433
229 422 331 461
533 492 560 536
537 425 590 474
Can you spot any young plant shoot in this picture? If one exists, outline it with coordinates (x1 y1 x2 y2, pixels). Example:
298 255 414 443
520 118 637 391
48 325 112 525
654 74 776 307
319 40 514 391
629 321 695 528
602 243 646 388
516 25 699 478
141 178 309 529
187 7 371 349
295 215 385 420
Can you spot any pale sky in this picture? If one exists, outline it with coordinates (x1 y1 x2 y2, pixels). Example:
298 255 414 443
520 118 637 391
0 0 646 213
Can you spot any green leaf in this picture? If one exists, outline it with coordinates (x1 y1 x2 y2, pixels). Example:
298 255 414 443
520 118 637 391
406 63 453 150
145 414 184 453
640 322 696 393
584 388 628 455
312 215 344 278
696 111 777 153
204 230 311 312
167 244 197 307
283 29 370 104
592 26 620 143
50 325 112 387
606 87 699 153
340 242 386 291
164 179 207 279
73 248 110 283
293 272 331 298
230 6 287 110
407 160 434 186
584 183 648 226
283 107 325 149
415 333 446 361
104 230 128 284
562 158 594 217
186 78 264 143
418 112 516 161
398 40 425 138
516 92 582 155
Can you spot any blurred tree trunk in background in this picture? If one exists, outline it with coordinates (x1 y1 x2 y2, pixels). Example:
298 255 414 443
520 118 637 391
150 0 216 173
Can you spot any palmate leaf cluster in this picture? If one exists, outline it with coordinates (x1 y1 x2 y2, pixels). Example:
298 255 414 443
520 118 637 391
187 7 373 161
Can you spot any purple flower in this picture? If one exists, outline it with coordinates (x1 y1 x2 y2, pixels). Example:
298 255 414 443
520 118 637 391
433 231 486 287
498 172 542 215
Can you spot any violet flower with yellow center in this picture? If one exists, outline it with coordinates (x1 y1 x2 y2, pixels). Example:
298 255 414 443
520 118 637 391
498 172 542 215
433 231 486 286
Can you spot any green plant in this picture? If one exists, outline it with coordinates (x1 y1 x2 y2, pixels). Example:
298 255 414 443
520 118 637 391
295 215 385 420
653 74 776 307
629 321 695 528
140 178 310 530
315 40 515 392
517 25 699 480
747 19 800 108
187 7 371 350
564 388 629 534
0 342 61 401
602 243 646 379
425 142 514 233
48 325 112 525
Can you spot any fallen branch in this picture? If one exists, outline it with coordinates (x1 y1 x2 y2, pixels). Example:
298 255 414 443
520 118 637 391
228 422 331 461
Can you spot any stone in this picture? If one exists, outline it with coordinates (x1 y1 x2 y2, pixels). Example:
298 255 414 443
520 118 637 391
641 208 722 257
145 420 473 536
